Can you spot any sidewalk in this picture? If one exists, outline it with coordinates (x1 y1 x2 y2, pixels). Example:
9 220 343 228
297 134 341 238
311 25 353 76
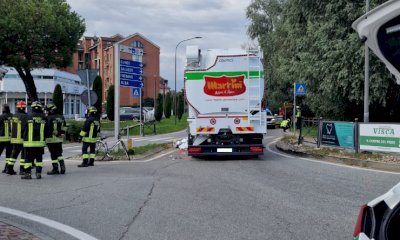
0 221 41 240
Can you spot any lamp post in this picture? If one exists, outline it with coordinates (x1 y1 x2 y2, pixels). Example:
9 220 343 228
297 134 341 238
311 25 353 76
174 36 202 124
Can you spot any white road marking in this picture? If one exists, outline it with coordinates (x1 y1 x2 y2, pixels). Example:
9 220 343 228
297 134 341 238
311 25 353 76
267 139 400 175
0 206 99 240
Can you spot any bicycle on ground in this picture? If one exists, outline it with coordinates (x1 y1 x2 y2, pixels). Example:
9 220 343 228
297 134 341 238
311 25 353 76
95 135 130 161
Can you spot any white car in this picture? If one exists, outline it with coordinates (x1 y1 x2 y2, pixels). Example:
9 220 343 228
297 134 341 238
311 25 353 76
353 182 400 240
353 1 400 239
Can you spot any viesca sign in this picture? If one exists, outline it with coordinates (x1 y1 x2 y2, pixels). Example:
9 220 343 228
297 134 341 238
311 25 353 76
359 124 400 153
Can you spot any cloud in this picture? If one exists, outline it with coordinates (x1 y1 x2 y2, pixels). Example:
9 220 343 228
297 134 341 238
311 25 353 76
66 0 253 90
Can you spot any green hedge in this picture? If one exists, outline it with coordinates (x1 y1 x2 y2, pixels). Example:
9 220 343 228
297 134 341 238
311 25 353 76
66 120 84 142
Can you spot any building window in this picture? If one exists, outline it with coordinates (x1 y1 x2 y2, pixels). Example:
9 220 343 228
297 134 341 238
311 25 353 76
132 41 144 48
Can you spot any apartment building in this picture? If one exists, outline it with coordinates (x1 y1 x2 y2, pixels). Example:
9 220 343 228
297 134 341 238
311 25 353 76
67 33 161 106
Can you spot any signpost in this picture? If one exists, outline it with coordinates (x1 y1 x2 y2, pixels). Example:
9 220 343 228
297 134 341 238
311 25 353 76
293 82 307 135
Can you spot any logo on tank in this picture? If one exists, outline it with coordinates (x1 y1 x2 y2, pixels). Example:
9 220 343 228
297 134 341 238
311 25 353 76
203 75 246 97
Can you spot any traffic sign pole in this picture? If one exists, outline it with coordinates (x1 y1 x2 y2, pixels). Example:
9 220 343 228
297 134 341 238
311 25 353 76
293 83 296 135
114 43 120 141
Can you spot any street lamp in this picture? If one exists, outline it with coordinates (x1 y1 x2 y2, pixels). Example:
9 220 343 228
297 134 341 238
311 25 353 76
174 36 202 124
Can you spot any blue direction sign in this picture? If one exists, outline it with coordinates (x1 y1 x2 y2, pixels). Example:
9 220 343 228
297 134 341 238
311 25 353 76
120 66 143 75
132 87 141 98
120 59 144 68
120 80 144 88
295 83 307 95
120 73 143 82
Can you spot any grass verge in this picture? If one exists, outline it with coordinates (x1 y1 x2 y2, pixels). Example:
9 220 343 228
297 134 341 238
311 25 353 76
101 113 188 136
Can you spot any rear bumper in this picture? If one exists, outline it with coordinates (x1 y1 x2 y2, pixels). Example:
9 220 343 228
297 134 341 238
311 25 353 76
188 144 264 156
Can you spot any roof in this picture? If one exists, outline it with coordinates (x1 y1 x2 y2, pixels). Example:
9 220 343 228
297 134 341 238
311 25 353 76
117 33 160 49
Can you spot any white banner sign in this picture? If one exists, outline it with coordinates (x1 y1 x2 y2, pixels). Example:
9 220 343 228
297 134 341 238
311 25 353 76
359 123 400 153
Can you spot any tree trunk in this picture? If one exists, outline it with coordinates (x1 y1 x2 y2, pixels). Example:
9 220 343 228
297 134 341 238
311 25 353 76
15 67 39 102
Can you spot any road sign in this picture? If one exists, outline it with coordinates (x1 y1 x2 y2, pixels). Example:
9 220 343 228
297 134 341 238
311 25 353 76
120 73 143 82
121 80 144 88
81 90 98 106
120 59 143 68
77 69 98 86
120 46 144 56
295 83 307 95
120 66 143 75
132 87 141 98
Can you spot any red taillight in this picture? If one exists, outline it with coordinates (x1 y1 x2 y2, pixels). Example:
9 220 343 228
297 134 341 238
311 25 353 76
250 147 263 153
353 204 368 237
188 147 202 154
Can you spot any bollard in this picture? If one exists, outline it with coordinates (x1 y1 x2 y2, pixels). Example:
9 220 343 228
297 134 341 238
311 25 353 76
128 138 133 150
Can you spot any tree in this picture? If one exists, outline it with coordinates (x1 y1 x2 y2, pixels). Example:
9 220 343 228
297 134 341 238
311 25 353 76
106 85 115 121
0 0 85 102
92 76 103 118
164 92 172 119
143 98 154 107
246 0 390 120
177 92 184 120
52 84 63 115
154 93 163 122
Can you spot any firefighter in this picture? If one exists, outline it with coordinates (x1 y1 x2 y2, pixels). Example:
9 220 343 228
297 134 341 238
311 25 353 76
280 118 291 132
8 100 28 175
78 106 100 167
45 104 67 175
21 101 47 180
0 104 13 173
295 106 302 129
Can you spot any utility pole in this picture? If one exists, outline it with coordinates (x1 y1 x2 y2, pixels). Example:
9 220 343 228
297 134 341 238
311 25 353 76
364 0 370 123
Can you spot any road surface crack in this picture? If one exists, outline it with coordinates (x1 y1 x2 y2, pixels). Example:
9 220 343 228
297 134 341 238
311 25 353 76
118 182 156 240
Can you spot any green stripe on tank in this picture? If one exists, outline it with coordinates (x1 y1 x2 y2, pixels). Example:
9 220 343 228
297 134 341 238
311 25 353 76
185 71 264 80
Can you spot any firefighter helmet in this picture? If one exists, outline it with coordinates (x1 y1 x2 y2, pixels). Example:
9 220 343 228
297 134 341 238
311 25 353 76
31 101 43 111
88 106 97 114
45 103 57 113
16 100 26 110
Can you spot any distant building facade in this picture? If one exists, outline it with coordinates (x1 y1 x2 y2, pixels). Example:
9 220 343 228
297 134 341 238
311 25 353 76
67 33 163 107
0 67 86 118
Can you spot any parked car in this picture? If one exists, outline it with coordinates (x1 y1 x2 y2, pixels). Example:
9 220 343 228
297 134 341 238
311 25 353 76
120 107 139 121
353 182 400 240
266 109 276 129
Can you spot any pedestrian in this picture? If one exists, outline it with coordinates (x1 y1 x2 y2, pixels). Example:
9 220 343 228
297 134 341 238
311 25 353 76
0 104 13 173
78 106 100 167
295 106 302 129
21 101 47 180
280 118 291 132
8 101 28 175
45 104 67 175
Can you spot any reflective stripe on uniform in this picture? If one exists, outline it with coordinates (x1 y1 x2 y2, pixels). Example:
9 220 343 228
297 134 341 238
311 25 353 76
82 154 89 159
51 159 59 164
35 162 44 167
58 156 64 161
8 158 16 165
40 122 45 142
80 131 87 137
28 122 33 143
89 154 96 159
24 163 32 169
23 142 46 147
6 158 12 164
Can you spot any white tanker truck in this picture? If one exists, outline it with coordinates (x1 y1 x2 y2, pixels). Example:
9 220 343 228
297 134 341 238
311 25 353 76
184 46 266 156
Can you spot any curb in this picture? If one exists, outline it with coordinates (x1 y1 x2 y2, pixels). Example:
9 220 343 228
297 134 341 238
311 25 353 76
275 140 400 173
0 217 54 240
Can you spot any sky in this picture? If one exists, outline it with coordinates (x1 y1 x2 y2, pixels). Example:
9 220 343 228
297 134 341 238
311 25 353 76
66 0 254 91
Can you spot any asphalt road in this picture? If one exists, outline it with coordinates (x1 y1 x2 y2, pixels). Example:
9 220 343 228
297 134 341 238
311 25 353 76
1 129 399 240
